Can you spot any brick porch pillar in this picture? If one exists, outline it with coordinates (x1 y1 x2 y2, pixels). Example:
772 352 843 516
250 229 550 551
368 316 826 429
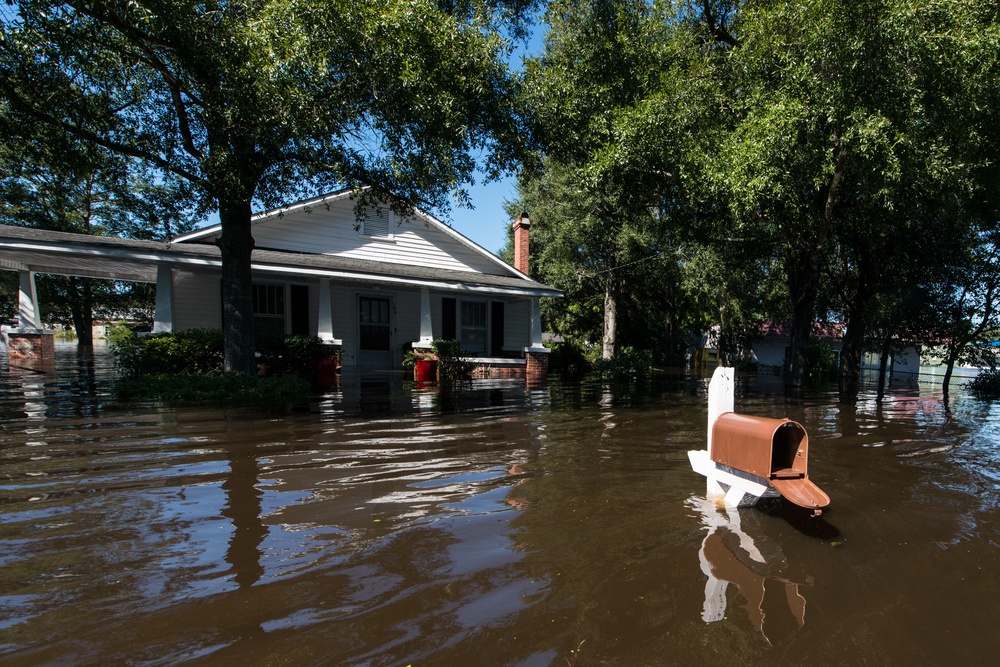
525 350 549 384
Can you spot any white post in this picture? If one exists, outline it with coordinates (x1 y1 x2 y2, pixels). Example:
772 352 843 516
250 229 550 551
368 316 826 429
153 265 174 333
525 297 547 352
318 278 334 342
415 287 433 348
707 366 735 457
18 270 41 330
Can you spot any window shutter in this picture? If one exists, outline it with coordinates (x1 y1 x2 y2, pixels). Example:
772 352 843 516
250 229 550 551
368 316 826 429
291 285 309 336
442 298 456 340
491 301 505 356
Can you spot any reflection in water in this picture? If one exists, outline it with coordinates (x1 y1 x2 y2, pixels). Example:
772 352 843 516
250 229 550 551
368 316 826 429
19 372 48 423
221 448 267 587
690 497 811 645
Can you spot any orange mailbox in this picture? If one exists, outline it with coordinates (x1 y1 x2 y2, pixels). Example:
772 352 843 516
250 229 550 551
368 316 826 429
712 413 830 514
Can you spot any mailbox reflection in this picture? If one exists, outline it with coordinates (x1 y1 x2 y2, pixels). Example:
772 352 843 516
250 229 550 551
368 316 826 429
690 497 813 645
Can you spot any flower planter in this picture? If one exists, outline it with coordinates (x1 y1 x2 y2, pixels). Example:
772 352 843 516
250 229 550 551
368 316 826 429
414 358 438 383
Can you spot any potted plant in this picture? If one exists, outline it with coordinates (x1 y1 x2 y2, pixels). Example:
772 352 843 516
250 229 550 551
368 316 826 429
403 347 438 382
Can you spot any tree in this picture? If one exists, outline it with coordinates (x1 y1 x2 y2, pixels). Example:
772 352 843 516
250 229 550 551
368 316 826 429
710 0 1000 389
921 227 1000 404
0 110 202 346
510 158 692 359
520 0 726 360
0 0 536 373
520 0 656 358
819 0 1000 399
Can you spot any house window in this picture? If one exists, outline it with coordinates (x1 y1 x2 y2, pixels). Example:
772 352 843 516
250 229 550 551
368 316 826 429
360 207 393 240
253 284 286 336
460 300 488 354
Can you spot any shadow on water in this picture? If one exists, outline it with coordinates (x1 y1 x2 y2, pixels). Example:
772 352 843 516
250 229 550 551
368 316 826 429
4 349 1000 665
752 497 842 541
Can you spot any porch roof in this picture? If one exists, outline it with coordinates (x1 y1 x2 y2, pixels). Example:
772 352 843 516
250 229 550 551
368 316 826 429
0 225 562 298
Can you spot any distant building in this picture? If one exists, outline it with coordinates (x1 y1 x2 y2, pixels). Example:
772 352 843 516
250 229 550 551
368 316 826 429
695 322 920 377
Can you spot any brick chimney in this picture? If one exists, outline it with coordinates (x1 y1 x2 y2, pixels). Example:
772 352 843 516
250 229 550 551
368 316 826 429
512 212 530 275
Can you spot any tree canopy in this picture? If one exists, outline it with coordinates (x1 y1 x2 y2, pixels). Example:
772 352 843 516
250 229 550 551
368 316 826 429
510 0 1000 394
0 0 538 371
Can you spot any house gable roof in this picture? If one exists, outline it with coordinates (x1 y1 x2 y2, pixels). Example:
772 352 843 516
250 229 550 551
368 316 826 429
0 224 561 298
172 189 529 281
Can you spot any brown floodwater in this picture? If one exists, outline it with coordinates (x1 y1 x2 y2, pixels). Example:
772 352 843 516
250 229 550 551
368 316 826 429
2 347 999 666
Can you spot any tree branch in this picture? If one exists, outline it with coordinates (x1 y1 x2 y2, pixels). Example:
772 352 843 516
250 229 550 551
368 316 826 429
69 1 205 160
702 1 740 47
0 81 209 189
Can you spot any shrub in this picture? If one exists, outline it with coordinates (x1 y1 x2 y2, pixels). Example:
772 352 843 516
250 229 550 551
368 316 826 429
806 338 838 381
731 356 760 376
432 339 475 381
592 346 654 380
111 328 336 381
967 369 1000 399
256 334 337 377
108 327 334 400
111 328 224 378
546 340 592 376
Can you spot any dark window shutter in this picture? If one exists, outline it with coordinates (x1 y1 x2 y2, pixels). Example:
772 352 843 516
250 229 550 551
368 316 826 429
491 301 505 356
290 285 309 336
442 298 456 340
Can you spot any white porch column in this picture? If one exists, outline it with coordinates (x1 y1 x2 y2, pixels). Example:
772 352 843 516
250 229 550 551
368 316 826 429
18 270 41 330
526 297 547 352
318 278 335 342
153 264 174 333
415 287 433 348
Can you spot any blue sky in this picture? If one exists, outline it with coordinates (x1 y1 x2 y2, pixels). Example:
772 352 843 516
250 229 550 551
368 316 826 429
437 175 520 255
433 23 546 255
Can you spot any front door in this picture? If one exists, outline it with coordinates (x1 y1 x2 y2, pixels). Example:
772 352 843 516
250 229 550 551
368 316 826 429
358 296 393 370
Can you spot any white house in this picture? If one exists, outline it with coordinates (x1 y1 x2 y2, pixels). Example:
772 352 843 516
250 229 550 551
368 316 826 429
0 190 561 381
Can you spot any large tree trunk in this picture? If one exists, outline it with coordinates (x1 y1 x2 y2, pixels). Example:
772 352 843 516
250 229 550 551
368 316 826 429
68 277 94 351
876 340 891 401
787 297 812 389
837 253 875 403
839 343 862 400
217 198 257 375
942 348 960 405
665 312 677 365
788 143 844 390
785 250 819 389
838 313 865 402
784 223 827 389
717 300 738 367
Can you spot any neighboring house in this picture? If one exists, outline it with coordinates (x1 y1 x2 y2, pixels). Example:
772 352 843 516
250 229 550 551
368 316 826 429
694 322 920 377
748 321 846 369
0 190 561 381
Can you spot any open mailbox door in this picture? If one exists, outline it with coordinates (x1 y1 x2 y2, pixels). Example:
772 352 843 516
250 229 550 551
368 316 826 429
711 413 830 514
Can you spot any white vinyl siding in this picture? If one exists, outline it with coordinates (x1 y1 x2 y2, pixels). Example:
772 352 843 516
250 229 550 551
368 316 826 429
330 286 356 365
394 287 421 344
172 270 221 330
246 204 506 275
504 299 531 350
